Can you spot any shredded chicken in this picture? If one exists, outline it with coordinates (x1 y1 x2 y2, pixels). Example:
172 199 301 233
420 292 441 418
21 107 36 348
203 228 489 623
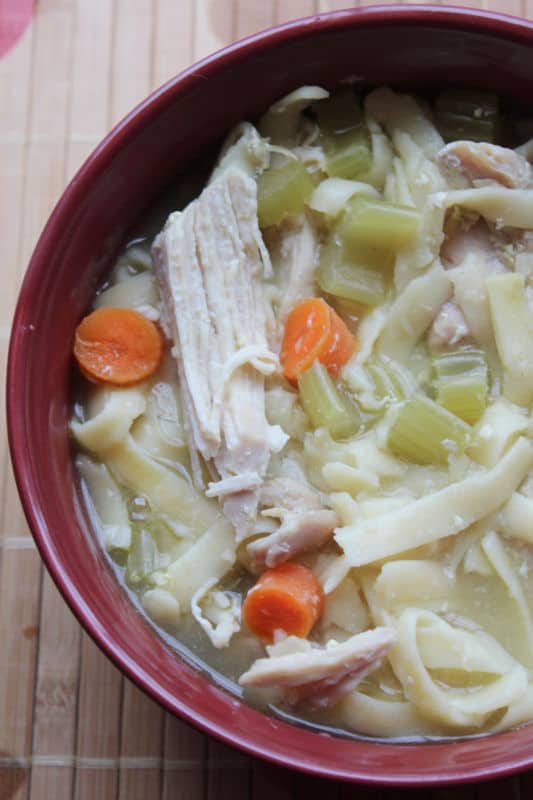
263 213 319 341
152 171 287 539
258 477 322 512
239 627 396 708
246 478 339 570
436 218 509 350
438 141 532 189
441 217 507 272
428 300 471 351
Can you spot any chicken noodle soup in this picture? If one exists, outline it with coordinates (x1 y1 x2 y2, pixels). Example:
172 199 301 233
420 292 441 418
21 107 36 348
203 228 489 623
72 85 533 740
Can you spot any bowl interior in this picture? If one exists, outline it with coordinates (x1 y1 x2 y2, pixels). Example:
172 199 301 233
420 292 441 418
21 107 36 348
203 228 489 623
8 5 533 785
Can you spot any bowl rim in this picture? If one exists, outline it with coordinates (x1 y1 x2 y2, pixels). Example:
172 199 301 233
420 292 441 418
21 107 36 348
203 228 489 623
8 3 533 786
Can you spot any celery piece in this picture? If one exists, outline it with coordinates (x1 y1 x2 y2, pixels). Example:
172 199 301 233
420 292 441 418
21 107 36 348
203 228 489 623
257 159 314 228
324 127 372 180
433 348 487 379
314 86 363 135
318 256 386 307
318 237 387 307
437 377 487 425
387 394 471 465
368 358 416 405
340 196 420 254
433 347 488 424
298 361 361 440
126 526 156 586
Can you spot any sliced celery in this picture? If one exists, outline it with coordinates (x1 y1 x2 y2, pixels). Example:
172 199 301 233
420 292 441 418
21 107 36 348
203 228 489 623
435 89 500 144
354 358 416 416
318 252 386 307
368 357 416 404
437 378 488 425
298 361 361 440
339 195 420 254
387 394 471 465
323 127 372 180
256 159 314 228
433 348 487 379
126 526 156 586
313 86 363 135
433 348 488 425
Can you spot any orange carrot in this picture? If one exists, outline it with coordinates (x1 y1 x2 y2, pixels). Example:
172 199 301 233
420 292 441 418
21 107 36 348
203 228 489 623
74 307 164 386
281 298 357 384
242 562 324 643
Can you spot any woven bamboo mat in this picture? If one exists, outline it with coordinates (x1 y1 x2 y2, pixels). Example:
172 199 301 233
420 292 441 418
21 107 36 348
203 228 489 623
2 1 533 798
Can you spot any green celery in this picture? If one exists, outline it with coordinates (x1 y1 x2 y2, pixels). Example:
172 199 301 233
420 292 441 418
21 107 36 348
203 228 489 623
339 195 420 254
317 239 386 306
387 394 471 465
313 88 371 180
323 127 372 180
433 348 488 425
318 255 386 307
437 378 488 425
433 348 487 379
126 526 156 587
298 361 361 440
256 159 313 228
367 358 416 404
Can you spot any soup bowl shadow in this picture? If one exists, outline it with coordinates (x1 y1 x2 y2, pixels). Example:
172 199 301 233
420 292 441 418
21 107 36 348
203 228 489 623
7 3 533 786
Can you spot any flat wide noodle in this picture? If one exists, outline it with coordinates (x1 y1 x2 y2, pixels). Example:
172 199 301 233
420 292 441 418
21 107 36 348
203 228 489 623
393 609 527 729
336 438 533 567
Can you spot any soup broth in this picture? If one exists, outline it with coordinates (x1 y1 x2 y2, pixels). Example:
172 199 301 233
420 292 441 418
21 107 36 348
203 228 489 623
72 85 533 741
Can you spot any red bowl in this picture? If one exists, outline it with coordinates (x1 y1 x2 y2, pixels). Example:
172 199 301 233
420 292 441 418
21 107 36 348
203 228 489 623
7 4 533 786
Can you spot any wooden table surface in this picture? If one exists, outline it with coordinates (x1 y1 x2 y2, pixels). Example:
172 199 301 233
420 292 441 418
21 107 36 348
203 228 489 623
2 1 533 798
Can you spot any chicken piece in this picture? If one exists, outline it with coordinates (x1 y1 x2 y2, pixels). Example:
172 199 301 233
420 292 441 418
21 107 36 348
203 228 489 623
440 218 506 271
239 627 396 709
246 478 339 570
259 477 322 513
428 299 471 351
438 141 532 189
152 171 286 539
263 213 319 342
438 218 509 350
248 509 339 570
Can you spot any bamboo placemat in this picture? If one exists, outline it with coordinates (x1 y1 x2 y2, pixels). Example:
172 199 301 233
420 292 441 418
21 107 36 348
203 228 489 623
1 1 533 798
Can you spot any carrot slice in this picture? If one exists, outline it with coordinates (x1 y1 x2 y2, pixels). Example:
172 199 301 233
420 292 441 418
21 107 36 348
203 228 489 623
242 562 324 643
281 298 357 384
74 307 164 386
